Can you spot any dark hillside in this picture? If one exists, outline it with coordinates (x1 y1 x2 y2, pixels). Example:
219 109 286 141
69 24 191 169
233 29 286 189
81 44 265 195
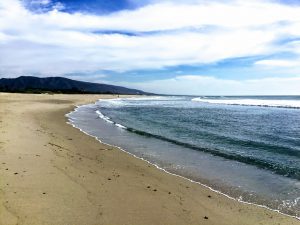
0 76 148 95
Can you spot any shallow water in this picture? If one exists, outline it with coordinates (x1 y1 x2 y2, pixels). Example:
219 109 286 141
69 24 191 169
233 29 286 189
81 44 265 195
68 96 300 218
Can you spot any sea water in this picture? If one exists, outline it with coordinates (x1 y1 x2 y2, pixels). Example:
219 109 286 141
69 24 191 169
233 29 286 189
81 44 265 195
67 95 300 218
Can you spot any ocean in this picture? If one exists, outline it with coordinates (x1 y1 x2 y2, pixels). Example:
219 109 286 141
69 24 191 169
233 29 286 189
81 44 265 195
67 95 300 218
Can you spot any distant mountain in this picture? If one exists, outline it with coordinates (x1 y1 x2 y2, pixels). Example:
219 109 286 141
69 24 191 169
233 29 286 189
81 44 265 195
0 76 149 95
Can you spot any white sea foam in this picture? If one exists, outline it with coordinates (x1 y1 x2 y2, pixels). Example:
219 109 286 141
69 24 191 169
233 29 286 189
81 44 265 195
96 110 113 124
280 197 300 210
192 98 300 108
97 96 184 109
124 96 168 101
115 123 127 129
121 96 184 101
99 96 165 104
96 110 126 129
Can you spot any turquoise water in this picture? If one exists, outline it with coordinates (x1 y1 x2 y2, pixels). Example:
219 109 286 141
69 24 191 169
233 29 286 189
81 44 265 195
68 96 300 218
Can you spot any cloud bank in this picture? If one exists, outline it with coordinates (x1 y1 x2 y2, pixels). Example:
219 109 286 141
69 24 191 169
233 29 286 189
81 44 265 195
115 75 300 95
0 0 300 94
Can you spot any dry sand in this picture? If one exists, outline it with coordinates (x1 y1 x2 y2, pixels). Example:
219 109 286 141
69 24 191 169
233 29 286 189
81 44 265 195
0 93 299 225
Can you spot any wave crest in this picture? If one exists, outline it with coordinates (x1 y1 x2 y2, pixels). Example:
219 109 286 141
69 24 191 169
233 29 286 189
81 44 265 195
192 98 300 108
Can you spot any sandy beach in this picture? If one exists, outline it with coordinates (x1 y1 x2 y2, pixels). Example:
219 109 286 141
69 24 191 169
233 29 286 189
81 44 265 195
0 93 298 225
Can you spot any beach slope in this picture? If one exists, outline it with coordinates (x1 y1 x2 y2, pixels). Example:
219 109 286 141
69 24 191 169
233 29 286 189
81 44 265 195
0 93 298 225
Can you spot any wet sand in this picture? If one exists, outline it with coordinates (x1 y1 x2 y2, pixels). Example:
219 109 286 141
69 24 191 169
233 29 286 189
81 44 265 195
0 93 299 225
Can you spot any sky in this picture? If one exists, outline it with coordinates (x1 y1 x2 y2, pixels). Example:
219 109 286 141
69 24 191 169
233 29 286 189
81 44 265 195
0 0 300 95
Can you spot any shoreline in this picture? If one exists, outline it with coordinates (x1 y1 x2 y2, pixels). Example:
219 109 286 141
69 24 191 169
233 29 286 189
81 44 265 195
67 98 300 221
0 93 299 225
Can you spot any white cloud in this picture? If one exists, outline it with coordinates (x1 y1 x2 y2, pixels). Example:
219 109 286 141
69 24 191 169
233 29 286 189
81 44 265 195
52 2 64 11
66 73 108 83
255 59 300 67
113 75 300 95
30 0 51 5
14 1 300 32
0 0 300 76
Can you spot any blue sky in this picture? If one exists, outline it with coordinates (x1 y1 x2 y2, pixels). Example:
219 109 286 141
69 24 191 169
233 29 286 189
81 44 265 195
1 0 300 94
24 0 144 14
